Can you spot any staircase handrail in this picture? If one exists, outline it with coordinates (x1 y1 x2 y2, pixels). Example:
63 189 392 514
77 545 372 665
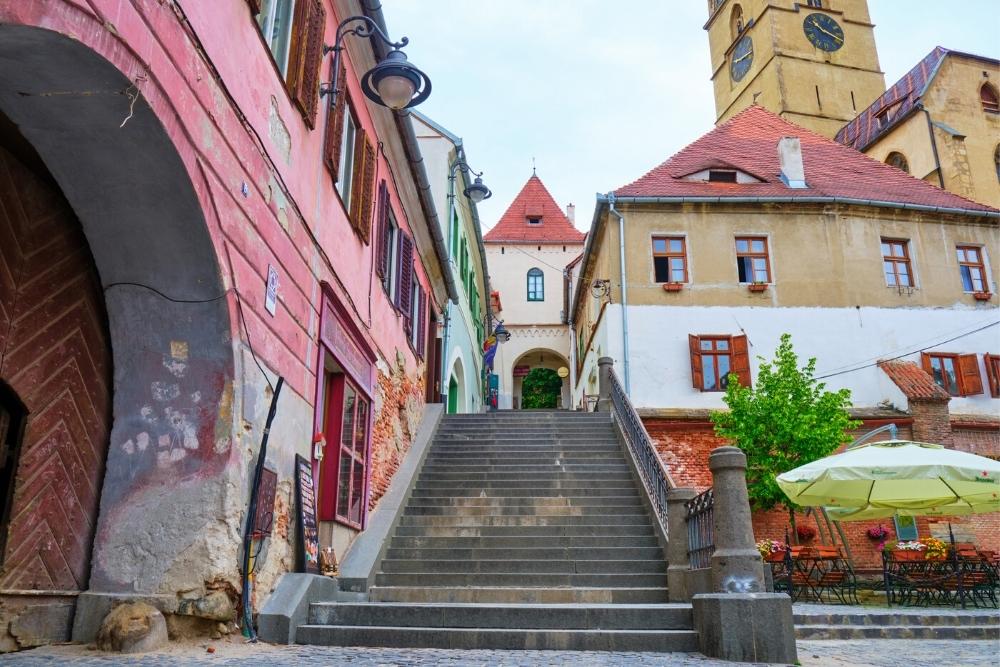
607 367 674 534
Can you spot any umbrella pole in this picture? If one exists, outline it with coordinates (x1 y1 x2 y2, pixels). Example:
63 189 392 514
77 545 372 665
948 522 966 610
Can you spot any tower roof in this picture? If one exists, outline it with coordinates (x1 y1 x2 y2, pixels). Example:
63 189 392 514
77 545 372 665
615 105 995 213
484 175 585 244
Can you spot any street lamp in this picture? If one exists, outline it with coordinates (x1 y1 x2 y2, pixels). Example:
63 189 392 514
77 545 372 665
320 16 431 111
492 319 511 343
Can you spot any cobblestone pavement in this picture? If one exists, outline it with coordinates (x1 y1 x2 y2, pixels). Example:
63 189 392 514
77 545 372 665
4 639 999 666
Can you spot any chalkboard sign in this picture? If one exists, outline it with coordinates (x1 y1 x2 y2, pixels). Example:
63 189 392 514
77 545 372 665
294 455 320 574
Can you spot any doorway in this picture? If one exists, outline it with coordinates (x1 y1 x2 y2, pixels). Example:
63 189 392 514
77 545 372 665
318 369 371 529
447 376 459 414
0 383 26 565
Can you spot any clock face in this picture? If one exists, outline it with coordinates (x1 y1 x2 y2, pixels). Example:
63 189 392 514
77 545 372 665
803 13 844 52
730 35 754 82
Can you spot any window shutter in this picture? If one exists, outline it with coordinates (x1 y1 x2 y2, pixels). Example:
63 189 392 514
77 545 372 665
404 268 416 336
287 0 326 129
731 335 752 389
247 0 262 15
416 289 427 359
323 61 347 180
688 334 704 391
920 352 933 376
348 128 367 233
353 133 376 245
986 355 1000 398
397 234 414 313
957 354 984 396
375 181 390 278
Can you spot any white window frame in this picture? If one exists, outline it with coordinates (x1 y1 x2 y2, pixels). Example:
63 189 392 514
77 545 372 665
257 0 296 77
383 213 399 301
337 109 357 204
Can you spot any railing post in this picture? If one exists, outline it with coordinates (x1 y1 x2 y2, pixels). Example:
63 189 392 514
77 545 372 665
707 447 765 594
597 356 613 412
666 488 696 602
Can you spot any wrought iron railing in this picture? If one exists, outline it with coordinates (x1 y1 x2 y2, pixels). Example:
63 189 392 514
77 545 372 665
608 368 671 533
685 488 715 569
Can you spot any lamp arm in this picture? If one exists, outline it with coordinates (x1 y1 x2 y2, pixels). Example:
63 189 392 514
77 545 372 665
320 16 409 104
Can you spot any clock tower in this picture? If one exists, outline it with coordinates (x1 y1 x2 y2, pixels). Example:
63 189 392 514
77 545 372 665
705 0 886 138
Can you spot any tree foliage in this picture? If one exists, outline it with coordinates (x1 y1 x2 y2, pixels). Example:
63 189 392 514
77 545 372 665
521 368 563 409
710 333 860 511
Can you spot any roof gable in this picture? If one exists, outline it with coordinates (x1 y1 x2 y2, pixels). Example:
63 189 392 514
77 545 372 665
615 105 995 213
484 175 586 244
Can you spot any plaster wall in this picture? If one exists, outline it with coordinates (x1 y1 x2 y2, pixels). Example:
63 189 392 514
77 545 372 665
486 243 582 324
864 112 939 184
492 325 571 410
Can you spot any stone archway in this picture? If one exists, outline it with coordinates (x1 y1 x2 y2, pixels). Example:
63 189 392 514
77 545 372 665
511 348 570 410
0 23 234 648
447 354 467 414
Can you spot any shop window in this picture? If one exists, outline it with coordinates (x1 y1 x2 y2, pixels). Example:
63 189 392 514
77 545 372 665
985 354 1000 398
527 267 544 301
921 352 983 397
735 236 771 283
328 377 370 527
689 334 751 392
956 245 988 293
981 83 999 113
652 236 688 283
881 238 913 287
886 151 909 173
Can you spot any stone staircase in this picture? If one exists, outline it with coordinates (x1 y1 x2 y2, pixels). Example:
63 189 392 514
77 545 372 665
794 606 1000 639
298 411 697 650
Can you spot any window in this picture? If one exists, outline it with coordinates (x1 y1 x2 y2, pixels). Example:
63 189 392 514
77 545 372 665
336 111 357 205
981 83 999 113
735 236 770 283
806 0 823 7
957 245 988 293
527 217 541 225
994 145 1000 183
985 354 1000 398
921 352 983 397
730 4 744 39
527 268 544 301
257 0 296 76
652 236 688 283
881 239 913 287
332 379 370 527
689 334 751 392
886 152 909 173
381 212 399 300
708 170 737 183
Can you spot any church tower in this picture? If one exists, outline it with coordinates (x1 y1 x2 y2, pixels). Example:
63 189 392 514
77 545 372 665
705 0 886 138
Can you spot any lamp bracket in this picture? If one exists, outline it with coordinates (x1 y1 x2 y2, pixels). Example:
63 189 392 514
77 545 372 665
320 16 409 103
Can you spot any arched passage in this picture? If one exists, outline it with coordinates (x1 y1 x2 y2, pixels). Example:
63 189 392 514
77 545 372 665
0 22 234 645
447 354 467 414
510 348 570 410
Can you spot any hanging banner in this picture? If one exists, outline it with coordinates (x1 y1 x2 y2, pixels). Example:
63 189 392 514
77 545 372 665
294 454 320 574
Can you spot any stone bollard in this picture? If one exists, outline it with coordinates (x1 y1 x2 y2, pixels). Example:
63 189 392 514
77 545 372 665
666 488 697 602
597 357 613 412
692 446 797 664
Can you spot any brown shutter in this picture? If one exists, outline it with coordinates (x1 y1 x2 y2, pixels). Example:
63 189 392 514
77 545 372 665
397 234 414 312
689 334 704 391
348 127 367 231
416 289 427 359
731 334 752 389
957 354 984 396
375 181 390 278
920 352 933 376
247 0 262 15
323 61 348 180
287 0 326 129
986 354 1000 398
354 134 377 245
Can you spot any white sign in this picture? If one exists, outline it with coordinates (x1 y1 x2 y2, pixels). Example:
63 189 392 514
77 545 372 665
265 265 279 316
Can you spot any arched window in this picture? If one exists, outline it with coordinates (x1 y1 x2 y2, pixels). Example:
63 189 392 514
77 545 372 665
730 4 744 40
886 151 909 174
981 83 999 113
526 268 544 302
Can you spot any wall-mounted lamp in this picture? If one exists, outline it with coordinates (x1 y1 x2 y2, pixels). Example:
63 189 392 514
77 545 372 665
492 319 511 344
450 160 492 204
320 15 431 111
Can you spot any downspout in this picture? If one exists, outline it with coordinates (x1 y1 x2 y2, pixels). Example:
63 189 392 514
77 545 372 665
917 102 946 189
607 193 631 394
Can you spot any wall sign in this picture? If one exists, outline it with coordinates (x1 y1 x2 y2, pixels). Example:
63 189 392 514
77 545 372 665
252 466 278 538
294 454 320 574
265 265 279 316
320 298 374 396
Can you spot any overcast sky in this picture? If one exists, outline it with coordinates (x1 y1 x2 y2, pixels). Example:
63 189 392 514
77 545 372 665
382 1 999 232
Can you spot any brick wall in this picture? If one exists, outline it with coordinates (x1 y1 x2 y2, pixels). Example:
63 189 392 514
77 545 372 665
910 399 953 444
644 420 722 490
952 426 1000 458
368 352 426 510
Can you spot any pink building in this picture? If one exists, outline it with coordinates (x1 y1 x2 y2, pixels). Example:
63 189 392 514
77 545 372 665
0 0 451 650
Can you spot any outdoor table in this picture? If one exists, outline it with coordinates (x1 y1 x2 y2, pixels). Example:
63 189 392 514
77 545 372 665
882 551 999 608
772 546 858 604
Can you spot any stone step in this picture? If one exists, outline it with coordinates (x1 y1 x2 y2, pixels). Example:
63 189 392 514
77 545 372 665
379 559 666 574
426 453 626 462
412 480 638 491
404 506 644 518
410 486 640 498
398 515 652 528
368 586 670 604
419 472 634 481
432 434 616 442
374 572 667 588
393 524 656 538
427 447 622 456
419 465 631 475
308 602 692 630
388 535 660 549
793 610 1000 627
403 496 643 507
296 624 697 651
384 546 664 561
794 624 1000 640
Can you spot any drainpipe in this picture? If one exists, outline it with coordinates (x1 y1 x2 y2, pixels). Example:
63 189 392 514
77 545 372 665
440 303 451 407
568 322 578 410
607 193 631 394
917 102 946 189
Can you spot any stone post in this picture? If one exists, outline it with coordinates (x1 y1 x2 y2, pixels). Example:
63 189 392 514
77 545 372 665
666 487 697 602
691 446 797 664
597 356 613 412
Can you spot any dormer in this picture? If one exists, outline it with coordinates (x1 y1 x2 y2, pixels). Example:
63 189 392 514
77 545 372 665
680 166 763 184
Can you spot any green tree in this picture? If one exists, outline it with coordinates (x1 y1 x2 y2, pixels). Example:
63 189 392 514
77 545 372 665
710 333 860 513
521 368 563 409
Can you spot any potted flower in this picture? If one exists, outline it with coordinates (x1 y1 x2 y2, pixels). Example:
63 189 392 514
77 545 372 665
796 524 817 543
973 291 992 301
921 537 948 561
662 282 684 292
887 540 926 561
866 524 890 541
756 539 788 562
747 281 768 293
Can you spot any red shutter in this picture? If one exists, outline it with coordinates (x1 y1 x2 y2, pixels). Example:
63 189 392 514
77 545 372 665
287 0 326 129
957 354 984 396
397 234 413 313
689 334 704 391
731 334 751 389
375 182 390 278
416 289 427 359
920 352 934 376
354 134 377 245
323 61 348 180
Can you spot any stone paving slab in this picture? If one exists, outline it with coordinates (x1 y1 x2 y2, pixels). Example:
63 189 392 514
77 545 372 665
3 639 1000 666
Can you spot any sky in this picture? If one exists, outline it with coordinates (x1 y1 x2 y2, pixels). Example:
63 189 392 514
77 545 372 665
382 1 999 233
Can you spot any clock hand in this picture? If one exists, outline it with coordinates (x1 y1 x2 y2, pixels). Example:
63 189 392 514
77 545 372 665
734 51 752 64
810 19 843 43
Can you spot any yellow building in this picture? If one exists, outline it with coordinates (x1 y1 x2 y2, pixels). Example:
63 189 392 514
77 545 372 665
837 48 1000 209
705 0 886 137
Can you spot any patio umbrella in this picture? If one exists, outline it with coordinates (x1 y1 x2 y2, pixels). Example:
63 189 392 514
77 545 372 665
776 440 1000 514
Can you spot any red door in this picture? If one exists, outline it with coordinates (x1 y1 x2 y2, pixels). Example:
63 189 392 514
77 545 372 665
317 374 370 528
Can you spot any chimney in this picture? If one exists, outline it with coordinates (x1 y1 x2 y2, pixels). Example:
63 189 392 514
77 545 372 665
566 203 576 223
778 137 807 189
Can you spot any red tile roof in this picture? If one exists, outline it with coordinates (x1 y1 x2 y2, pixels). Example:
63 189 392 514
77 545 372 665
484 175 586 244
837 47 999 153
614 105 996 213
878 360 950 401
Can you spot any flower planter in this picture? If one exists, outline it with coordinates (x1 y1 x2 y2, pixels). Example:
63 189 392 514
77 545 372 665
662 282 684 292
892 550 926 562
747 283 768 293
973 291 992 301
765 551 787 562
